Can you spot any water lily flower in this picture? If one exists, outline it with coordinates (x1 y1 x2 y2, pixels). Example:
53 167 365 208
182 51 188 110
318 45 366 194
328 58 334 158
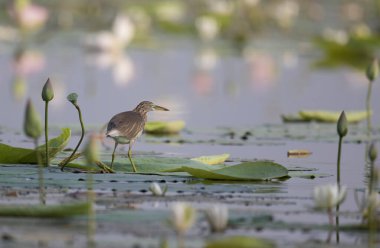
313 184 347 209
149 182 168 196
8 0 49 31
84 135 100 164
195 16 219 41
205 205 228 232
85 14 135 52
155 1 185 22
24 98 42 140
337 111 348 138
170 202 196 235
322 28 348 45
366 58 379 82
207 0 234 15
272 0 299 28
356 190 380 212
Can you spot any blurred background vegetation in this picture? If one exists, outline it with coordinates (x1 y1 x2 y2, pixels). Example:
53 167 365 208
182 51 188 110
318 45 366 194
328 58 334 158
1 0 380 70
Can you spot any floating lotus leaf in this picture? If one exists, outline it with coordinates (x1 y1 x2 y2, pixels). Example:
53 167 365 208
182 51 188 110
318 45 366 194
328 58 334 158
145 120 185 134
299 110 370 123
0 128 70 164
191 153 230 165
172 161 288 181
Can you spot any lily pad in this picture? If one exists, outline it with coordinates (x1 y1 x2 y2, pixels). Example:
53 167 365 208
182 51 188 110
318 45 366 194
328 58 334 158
0 128 71 164
191 154 230 165
205 236 275 248
0 202 90 218
174 161 288 181
145 120 185 134
299 110 370 123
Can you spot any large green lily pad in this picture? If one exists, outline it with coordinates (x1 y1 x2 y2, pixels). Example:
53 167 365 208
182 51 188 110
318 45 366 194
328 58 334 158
145 120 185 134
169 161 288 181
282 110 370 123
63 156 288 181
0 128 71 164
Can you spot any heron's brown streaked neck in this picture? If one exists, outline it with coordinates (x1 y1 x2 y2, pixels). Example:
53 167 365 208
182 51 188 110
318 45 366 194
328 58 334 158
133 106 148 115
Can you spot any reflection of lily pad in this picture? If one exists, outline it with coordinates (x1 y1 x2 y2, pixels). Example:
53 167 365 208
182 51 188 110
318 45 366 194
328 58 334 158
0 128 71 164
0 202 89 218
191 154 230 165
282 110 370 123
145 120 185 134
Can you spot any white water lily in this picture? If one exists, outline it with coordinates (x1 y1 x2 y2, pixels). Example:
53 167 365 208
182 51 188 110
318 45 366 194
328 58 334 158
356 190 380 213
85 14 135 51
195 16 219 41
148 182 167 196
313 184 347 209
170 202 196 235
205 205 228 232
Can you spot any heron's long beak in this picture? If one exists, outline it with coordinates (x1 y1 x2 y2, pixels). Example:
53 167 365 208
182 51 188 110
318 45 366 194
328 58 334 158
153 105 169 111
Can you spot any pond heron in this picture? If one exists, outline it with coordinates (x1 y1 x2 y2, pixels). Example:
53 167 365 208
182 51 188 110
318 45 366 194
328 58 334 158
106 101 169 172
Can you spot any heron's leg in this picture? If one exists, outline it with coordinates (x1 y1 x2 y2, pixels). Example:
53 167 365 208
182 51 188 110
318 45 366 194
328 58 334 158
128 141 137 172
110 142 118 169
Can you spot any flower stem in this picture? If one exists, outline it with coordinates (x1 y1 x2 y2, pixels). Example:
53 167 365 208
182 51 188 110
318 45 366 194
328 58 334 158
328 208 333 227
369 160 375 195
335 204 340 243
34 138 45 205
87 173 96 247
60 104 85 171
366 80 373 132
44 101 49 167
177 233 184 248
337 136 343 187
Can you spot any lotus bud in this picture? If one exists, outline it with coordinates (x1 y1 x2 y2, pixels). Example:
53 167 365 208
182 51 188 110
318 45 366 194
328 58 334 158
149 182 168 196
337 111 348 137
170 202 196 235
366 58 379 82
368 143 377 162
205 205 229 232
23 99 42 139
367 192 380 210
84 135 99 164
313 184 347 209
67 93 78 105
41 78 54 102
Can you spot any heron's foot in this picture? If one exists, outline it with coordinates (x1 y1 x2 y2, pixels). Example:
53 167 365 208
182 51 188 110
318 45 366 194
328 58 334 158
130 160 137 173
128 156 137 172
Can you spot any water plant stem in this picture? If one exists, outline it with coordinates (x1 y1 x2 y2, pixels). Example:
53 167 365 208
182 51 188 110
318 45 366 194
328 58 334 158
366 81 373 132
335 205 340 243
337 136 342 187
61 104 85 171
87 173 96 247
44 101 49 167
177 233 184 248
369 160 375 194
327 208 333 227
34 138 45 205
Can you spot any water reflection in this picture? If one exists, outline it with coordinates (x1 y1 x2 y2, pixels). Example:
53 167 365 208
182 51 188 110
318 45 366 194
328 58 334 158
192 48 219 95
244 50 277 92
86 51 135 87
11 47 46 101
